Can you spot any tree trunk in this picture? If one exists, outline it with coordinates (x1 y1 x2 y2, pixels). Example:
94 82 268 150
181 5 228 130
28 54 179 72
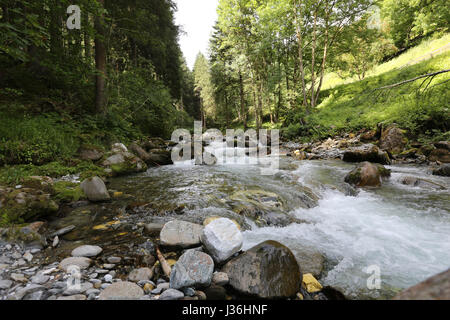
239 70 247 130
84 12 91 62
294 0 307 109
95 0 107 114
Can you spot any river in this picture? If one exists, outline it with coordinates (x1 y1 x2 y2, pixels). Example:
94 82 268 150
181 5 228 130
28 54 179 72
103 141 450 299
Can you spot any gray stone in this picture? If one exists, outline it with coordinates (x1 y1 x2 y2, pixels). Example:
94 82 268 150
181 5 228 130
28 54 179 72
0 279 13 289
107 256 121 264
104 274 113 283
159 288 184 300
160 220 203 248
71 245 103 257
98 281 144 300
14 284 45 300
170 250 214 290
80 177 110 202
144 223 164 235
49 225 75 238
63 282 93 295
201 218 243 263
86 288 100 296
223 240 302 298
31 273 50 285
57 294 87 300
128 267 153 282
59 257 92 271
212 272 229 286
10 273 27 282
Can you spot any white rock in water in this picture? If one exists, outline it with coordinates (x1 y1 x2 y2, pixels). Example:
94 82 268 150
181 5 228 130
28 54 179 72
201 218 243 263
160 220 203 248
71 245 103 257
80 177 110 202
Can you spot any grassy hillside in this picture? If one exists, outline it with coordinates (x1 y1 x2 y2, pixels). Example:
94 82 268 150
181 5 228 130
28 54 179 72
283 36 450 142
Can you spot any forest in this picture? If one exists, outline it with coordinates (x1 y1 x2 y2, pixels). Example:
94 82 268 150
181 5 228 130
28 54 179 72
0 0 449 303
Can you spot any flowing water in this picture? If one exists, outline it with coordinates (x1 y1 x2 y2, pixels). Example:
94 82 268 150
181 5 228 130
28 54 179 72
106 141 450 299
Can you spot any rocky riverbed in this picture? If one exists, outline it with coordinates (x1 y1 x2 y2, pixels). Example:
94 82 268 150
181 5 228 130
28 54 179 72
1 127 449 300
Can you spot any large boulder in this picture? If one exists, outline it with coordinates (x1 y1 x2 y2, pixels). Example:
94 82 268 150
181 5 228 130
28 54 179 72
379 124 407 154
432 164 450 177
147 149 173 166
98 281 144 300
80 177 110 202
170 250 214 289
160 220 203 248
393 268 450 300
343 144 391 165
344 162 391 187
222 240 302 298
102 143 147 176
428 148 450 163
0 187 59 225
201 218 243 263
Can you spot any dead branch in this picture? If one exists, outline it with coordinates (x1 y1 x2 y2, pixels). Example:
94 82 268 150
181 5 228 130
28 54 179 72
373 69 450 91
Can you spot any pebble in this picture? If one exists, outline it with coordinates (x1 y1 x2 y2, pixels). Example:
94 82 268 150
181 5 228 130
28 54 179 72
5 244 12 250
159 288 184 300
107 256 121 264
101 283 111 289
104 275 113 283
86 288 100 296
0 280 13 290
59 257 92 271
52 236 59 248
10 273 27 282
183 287 196 297
57 294 87 300
212 272 229 286
31 274 50 285
128 267 153 282
71 245 103 258
103 264 115 269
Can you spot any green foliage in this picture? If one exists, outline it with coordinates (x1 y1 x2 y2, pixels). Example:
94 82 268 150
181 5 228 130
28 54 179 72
53 181 86 202
287 51 450 141
0 161 106 186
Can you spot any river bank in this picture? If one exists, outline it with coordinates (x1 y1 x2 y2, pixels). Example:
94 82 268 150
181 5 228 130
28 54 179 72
1 128 449 300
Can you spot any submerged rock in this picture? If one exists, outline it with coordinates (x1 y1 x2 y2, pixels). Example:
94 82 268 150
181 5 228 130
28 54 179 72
160 220 203 248
80 177 110 202
393 268 450 300
170 250 214 289
223 240 301 298
343 144 391 165
399 176 446 190
201 218 243 263
344 162 391 187
432 164 450 177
